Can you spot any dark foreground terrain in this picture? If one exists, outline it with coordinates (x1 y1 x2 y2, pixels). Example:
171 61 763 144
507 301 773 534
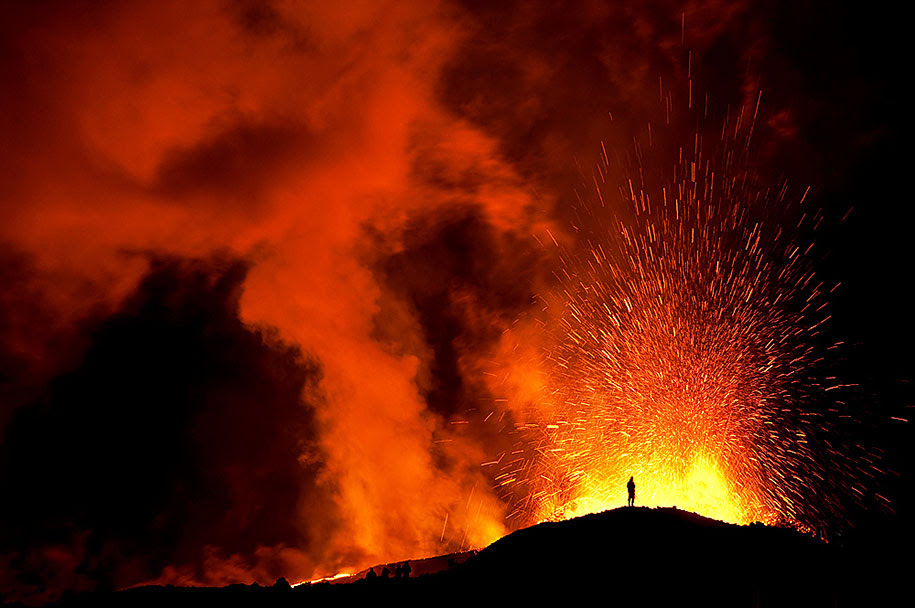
7 507 902 607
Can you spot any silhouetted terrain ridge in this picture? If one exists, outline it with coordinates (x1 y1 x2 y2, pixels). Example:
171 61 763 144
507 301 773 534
14 507 887 607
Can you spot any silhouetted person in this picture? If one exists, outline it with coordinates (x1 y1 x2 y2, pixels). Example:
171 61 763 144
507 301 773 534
399 562 411 578
627 476 636 507
380 567 391 580
365 568 377 581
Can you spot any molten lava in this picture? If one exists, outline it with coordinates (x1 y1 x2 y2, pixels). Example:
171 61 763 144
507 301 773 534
536 454 753 524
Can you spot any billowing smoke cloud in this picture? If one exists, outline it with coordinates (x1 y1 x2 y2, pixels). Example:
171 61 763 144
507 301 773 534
0 0 906 602
0 0 553 599
1 258 332 601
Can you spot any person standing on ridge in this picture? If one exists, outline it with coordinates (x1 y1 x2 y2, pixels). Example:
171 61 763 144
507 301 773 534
627 476 636 507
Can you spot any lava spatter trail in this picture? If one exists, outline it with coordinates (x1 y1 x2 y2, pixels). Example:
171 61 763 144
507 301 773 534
497 105 865 531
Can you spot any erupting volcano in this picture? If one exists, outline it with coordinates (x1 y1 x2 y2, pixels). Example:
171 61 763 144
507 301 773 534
0 1 909 605
499 109 856 531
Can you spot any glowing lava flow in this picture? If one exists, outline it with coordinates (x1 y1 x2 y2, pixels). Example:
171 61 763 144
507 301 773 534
500 109 839 529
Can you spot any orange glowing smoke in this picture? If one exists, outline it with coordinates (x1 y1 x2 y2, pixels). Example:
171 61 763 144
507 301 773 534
498 109 831 528
0 0 523 587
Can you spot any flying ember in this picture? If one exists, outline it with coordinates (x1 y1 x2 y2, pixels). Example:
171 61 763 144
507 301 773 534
501 104 836 529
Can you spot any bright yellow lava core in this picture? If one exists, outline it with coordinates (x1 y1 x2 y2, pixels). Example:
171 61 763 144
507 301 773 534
535 451 773 525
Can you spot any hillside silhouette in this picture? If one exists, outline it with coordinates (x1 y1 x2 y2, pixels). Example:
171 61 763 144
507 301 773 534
13 507 889 607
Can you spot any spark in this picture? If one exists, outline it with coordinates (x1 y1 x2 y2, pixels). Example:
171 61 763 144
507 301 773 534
498 104 862 530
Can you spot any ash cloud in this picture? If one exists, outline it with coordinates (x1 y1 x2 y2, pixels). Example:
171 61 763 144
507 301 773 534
1 0 544 598
0 257 334 601
150 119 310 202
373 206 546 419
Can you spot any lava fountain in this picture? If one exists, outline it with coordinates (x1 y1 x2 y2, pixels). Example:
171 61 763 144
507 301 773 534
501 106 834 528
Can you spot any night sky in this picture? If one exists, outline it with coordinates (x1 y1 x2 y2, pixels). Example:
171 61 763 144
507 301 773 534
0 0 910 602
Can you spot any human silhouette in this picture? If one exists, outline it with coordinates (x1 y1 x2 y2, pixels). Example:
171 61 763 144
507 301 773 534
400 562 411 578
627 476 636 507
365 567 377 581
380 567 391 580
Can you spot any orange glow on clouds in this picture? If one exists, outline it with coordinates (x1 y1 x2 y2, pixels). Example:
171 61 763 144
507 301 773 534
3 2 875 601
